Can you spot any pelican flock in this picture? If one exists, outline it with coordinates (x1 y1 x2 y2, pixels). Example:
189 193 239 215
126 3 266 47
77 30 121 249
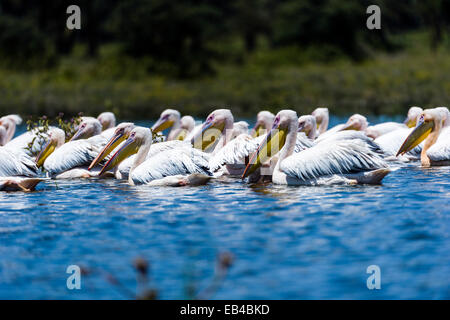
1 106 449 191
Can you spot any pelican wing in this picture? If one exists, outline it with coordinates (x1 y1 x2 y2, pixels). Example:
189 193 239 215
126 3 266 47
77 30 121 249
280 140 387 182
427 127 450 161
5 126 54 156
316 123 345 140
367 122 405 136
0 147 38 177
317 130 381 152
131 148 212 185
44 139 104 175
114 140 193 179
295 132 315 153
375 127 422 156
209 134 259 172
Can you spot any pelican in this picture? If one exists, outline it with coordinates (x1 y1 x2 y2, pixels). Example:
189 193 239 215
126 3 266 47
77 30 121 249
404 106 424 128
0 144 43 191
311 107 329 135
397 107 450 167
231 121 249 139
169 115 196 141
0 114 22 144
99 127 212 186
151 109 183 140
191 109 260 175
35 123 111 179
3 126 56 157
97 112 116 131
242 110 391 185
70 117 103 141
317 114 368 140
88 122 197 179
373 107 425 159
365 106 424 139
297 115 317 140
250 111 275 137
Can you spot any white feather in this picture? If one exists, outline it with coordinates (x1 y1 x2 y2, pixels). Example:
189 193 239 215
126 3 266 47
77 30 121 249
427 127 450 161
130 147 211 185
0 147 38 177
280 140 387 182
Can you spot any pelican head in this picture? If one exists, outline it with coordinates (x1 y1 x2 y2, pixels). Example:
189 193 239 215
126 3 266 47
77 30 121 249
99 127 151 175
231 121 250 139
88 122 135 170
35 128 66 167
341 114 368 131
403 106 423 128
0 115 22 143
397 108 446 156
151 109 181 134
71 117 102 141
171 115 195 141
191 109 234 151
251 111 275 137
242 110 297 179
97 112 116 130
311 107 329 134
297 115 317 139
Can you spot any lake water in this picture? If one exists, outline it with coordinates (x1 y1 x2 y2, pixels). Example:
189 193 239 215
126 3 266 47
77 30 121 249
0 116 449 299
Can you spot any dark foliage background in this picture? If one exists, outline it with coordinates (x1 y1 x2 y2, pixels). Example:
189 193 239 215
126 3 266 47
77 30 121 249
1 0 450 118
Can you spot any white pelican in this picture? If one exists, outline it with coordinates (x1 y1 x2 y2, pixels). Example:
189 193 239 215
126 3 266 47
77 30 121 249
397 107 450 166
151 109 183 140
97 112 116 131
3 126 55 157
0 145 43 191
242 110 391 185
88 122 197 179
365 106 424 139
194 109 314 176
0 114 22 144
317 114 368 140
70 117 103 141
231 121 249 139
250 111 275 137
403 106 424 128
191 109 235 154
191 109 259 175
99 127 212 186
169 115 196 141
311 107 329 135
35 125 111 179
297 115 317 140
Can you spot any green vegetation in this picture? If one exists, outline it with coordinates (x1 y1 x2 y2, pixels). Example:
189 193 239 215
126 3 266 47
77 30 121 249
1 1 450 118
2 33 450 119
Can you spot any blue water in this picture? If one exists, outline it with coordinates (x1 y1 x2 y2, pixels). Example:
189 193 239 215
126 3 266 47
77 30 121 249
0 117 449 299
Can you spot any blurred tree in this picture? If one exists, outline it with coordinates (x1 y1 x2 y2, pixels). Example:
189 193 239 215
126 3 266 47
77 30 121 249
109 0 229 77
416 0 450 50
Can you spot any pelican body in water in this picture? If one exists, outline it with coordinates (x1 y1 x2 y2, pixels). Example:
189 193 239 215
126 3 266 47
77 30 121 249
99 127 212 186
243 110 390 185
35 118 112 179
0 142 43 191
397 107 450 167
